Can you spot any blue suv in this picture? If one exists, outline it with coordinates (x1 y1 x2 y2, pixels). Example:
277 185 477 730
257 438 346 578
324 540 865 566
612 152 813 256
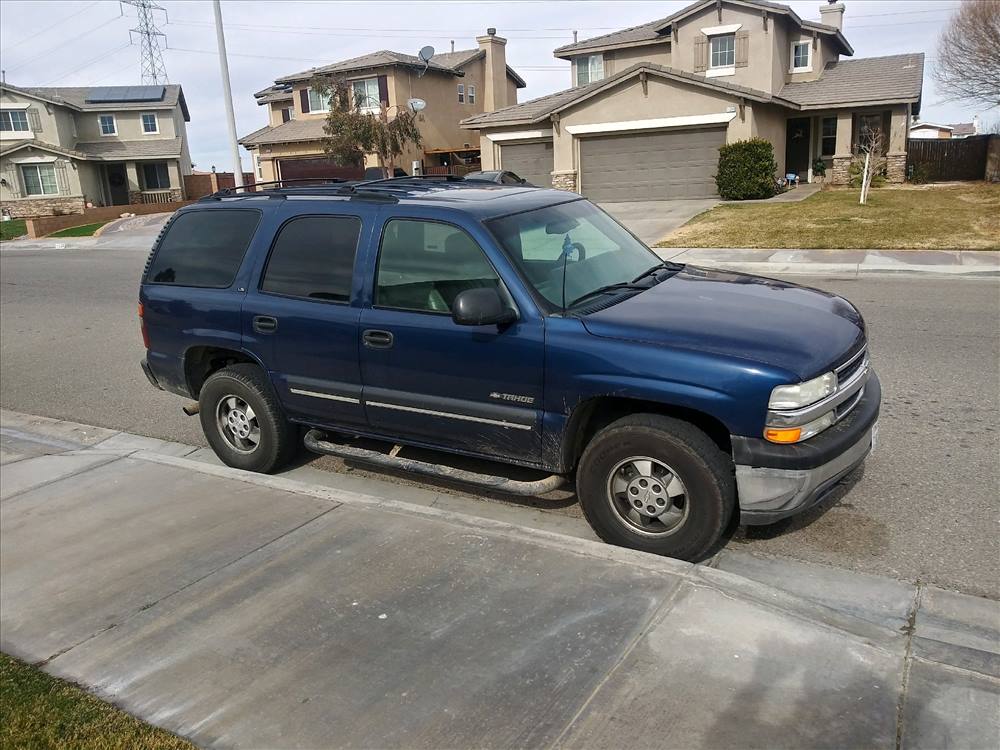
139 177 879 560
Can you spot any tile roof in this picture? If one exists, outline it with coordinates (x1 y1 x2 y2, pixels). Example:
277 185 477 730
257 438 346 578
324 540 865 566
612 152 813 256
461 63 771 128
1 83 190 120
949 122 976 136
254 83 293 104
74 137 184 160
0 139 88 159
778 53 924 108
239 118 327 147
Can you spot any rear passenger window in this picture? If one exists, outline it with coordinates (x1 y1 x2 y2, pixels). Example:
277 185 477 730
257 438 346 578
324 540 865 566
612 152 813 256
376 219 500 313
261 216 361 302
147 209 260 287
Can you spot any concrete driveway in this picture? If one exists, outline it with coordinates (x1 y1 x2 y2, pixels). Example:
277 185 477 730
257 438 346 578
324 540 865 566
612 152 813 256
600 198 718 245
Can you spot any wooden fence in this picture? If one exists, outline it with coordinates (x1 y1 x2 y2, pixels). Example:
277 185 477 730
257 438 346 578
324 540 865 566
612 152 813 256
906 135 992 182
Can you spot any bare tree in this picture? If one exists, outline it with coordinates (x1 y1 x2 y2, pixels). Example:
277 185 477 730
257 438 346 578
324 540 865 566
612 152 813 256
934 0 1000 107
853 128 886 205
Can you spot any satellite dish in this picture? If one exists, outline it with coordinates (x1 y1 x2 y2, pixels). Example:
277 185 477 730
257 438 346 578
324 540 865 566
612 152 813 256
418 46 435 63
408 98 427 113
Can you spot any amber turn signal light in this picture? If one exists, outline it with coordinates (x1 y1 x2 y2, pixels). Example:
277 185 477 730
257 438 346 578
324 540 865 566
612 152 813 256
764 427 802 444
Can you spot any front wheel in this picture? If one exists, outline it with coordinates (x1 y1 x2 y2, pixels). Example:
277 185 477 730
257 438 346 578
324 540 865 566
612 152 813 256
198 364 297 473
576 414 735 561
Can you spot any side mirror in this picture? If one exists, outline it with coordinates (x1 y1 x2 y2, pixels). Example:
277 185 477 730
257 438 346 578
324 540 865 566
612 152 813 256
452 288 517 327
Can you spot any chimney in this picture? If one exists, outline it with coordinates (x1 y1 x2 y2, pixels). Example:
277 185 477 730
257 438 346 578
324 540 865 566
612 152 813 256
819 1 845 31
476 27 508 111
451 40 455 53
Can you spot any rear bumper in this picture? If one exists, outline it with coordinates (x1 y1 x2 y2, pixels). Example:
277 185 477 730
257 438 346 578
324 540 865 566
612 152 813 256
734 372 881 525
140 358 162 390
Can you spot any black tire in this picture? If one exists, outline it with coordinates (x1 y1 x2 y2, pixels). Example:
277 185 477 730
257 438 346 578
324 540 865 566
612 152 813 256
198 363 297 473
576 414 735 561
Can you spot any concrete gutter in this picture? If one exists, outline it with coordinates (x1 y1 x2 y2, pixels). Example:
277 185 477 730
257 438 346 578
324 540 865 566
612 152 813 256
2 408 998 748
657 247 1000 277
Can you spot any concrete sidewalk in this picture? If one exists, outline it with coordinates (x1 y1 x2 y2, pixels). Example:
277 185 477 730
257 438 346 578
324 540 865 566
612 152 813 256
657 247 1000 277
2 410 998 749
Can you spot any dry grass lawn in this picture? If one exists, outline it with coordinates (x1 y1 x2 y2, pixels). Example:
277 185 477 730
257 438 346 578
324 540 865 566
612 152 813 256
658 183 1000 250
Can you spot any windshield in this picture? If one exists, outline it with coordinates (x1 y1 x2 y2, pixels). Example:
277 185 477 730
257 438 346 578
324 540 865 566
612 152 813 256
486 199 661 311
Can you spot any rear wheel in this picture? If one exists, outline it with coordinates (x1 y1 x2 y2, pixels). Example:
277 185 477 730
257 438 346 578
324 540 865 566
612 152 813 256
576 414 734 561
198 364 297 473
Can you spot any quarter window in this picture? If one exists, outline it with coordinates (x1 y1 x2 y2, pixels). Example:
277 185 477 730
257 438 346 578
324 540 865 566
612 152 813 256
575 54 604 86
710 34 736 68
141 113 158 133
458 83 465 103
142 162 170 190
261 216 361 302
792 41 811 71
1 110 29 131
20 164 58 196
352 78 380 111
376 219 501 313
146 210 260 287
821 117 837 156
99 114 116 135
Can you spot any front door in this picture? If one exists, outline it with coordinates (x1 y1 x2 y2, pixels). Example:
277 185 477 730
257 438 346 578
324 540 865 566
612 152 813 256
358 215 544 464
785 118 812 180
241 206 370 427
105 163 129 205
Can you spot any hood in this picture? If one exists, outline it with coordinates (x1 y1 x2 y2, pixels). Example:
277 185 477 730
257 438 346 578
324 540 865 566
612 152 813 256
580 267 865 380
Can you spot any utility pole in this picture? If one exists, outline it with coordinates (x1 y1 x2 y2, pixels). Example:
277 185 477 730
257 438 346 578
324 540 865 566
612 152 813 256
121 0 168 85
213 0 244 188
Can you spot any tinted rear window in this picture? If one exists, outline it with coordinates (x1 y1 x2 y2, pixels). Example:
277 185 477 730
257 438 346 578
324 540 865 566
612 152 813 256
260 215 361 302
146 209 260 287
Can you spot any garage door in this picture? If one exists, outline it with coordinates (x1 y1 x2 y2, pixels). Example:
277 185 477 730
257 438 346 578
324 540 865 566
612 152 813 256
580 127 725 202
278 157 364 182
500 141 553 187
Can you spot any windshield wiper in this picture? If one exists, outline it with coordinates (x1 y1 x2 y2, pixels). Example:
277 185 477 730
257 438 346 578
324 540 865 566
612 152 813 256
631 261 682 284
567 282 648 310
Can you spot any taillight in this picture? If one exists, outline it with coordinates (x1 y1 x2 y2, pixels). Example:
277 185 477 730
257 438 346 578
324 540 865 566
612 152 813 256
138 301 150 349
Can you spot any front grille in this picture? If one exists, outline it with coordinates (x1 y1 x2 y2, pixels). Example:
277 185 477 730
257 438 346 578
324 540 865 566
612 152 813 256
835 345 867 384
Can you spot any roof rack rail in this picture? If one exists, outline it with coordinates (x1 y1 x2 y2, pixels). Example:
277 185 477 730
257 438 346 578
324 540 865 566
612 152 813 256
199 177 355 201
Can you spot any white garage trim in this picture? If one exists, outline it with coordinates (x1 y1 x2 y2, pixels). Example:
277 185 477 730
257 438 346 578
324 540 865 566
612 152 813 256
566 112 736 136
484 129 553 142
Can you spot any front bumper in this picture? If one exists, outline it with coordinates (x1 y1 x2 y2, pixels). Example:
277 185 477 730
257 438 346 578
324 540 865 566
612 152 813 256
733 371 881 525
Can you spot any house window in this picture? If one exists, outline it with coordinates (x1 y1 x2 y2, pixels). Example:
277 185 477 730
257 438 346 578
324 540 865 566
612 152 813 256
0 110 29 131
281 107 292 123
99 114 117 135
575 54 604 86
858 113 883 145
468 85 476 105
307 87 331 112
142 162 170 190
20 163 58 196
458 83 465 103
710 34 736 68
141 113 158 134
352 78 381 111
791 41 811 72
821 117 837 156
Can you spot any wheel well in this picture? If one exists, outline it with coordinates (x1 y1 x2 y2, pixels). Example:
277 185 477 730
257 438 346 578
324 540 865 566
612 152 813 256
184 347 257 397
566 397 732 470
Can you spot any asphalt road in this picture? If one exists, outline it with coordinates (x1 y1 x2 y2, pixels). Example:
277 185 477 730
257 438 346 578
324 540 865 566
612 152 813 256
2 232 998 598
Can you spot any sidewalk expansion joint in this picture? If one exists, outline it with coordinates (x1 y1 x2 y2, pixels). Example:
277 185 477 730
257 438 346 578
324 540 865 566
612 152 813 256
895 581 923 750
1 454 126 504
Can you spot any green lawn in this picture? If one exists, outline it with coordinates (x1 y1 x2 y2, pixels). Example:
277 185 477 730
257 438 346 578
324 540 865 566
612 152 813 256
0 653 194 749
1 219 27 241
48 222 109 238
658 183 1000 250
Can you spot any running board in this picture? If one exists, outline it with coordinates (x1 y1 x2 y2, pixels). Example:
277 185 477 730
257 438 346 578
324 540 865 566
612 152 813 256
303 429 566 496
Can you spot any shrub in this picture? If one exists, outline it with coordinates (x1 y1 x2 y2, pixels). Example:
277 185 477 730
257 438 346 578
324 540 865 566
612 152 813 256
812 158 827 177
715 138 778 200
848 160 886 189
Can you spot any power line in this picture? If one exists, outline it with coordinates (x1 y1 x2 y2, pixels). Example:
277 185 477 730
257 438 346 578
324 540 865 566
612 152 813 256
122 0 169 84
5 12 124 74
42 42 134 85
4 1 101 52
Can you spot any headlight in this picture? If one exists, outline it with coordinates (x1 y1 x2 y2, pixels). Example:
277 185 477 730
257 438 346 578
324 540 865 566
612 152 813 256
765 411 835 444
768 372 837 410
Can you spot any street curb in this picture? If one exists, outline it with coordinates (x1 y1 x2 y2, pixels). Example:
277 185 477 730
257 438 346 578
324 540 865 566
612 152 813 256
681 260 1000 277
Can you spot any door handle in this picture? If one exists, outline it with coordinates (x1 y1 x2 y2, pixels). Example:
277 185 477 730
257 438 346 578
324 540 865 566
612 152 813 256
362 329 394 349
253 315 278 334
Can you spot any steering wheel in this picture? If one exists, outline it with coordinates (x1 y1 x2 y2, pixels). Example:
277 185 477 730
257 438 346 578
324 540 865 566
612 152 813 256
565 241 586 262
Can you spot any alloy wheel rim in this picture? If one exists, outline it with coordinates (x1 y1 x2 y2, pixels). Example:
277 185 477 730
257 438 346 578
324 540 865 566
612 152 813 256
216 395 261 454
606 456 689 536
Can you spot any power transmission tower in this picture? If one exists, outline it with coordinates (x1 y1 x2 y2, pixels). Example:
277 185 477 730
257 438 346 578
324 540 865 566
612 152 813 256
121 0 168 85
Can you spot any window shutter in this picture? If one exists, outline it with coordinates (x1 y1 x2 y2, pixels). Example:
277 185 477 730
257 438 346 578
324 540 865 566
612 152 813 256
55 161 70 195
694 37 708 72
27 108 42 133
377 75 389 106
300 89 310 114
2 164 21 198
735 30 750 67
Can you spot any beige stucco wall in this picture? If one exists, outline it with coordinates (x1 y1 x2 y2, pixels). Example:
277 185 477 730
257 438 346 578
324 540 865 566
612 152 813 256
0 152 83 201
75 108 178 142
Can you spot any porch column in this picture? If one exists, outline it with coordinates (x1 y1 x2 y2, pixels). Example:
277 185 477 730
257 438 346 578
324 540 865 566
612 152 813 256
830 110 853 185
125 161 141 204
886 105 909 183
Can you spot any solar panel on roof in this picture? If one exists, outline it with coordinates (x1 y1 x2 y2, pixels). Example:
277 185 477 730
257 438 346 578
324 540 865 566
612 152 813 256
85 85 165 104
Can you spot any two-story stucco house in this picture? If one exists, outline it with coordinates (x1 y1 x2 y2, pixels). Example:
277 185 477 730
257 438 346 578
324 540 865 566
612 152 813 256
0 83 192 217
240 30 525 181
462 0 924 200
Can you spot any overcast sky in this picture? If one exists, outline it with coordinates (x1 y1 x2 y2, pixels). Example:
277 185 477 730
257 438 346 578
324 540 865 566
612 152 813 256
1 0 995 172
